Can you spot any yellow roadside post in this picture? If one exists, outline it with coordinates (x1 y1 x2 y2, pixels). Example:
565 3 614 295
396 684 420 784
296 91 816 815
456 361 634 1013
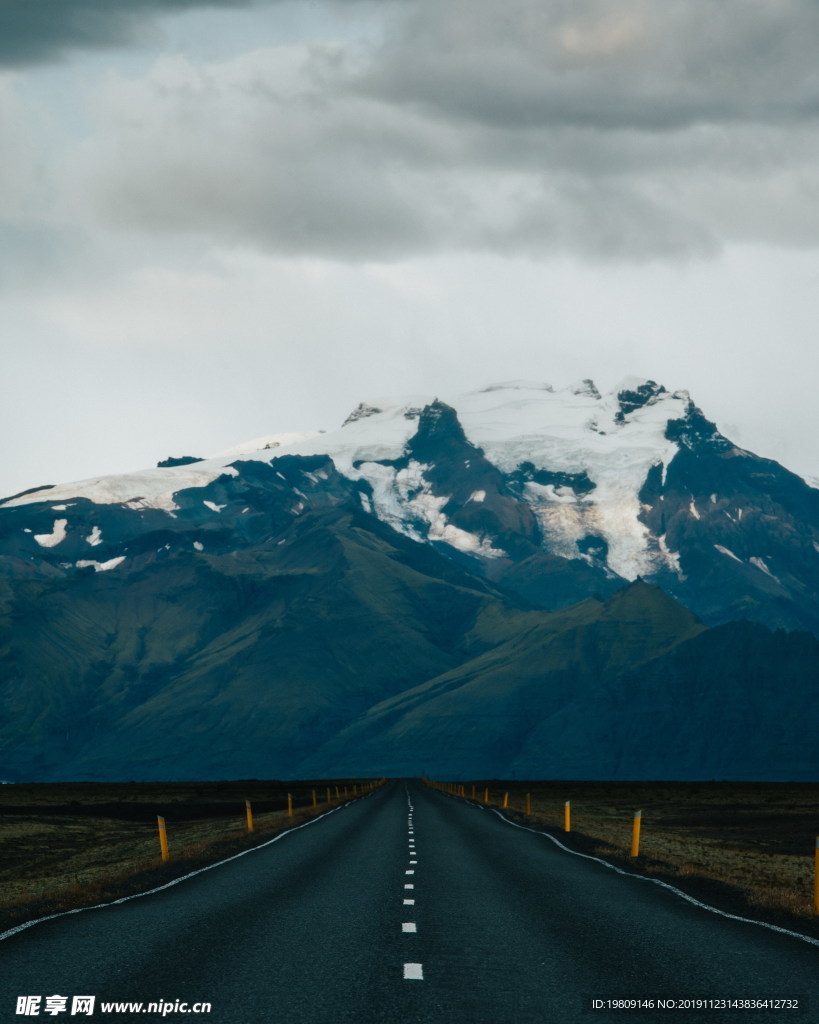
525 793 531 816
326 786 331 804
630 810 642 858
484 787 489 804
335 785 340 800
157 815 169 862
245 800 254 832
502 792 509 809
814 837 819 915
471 785 476 800
287 793 293 818
564 800 571 832
312 789 317 808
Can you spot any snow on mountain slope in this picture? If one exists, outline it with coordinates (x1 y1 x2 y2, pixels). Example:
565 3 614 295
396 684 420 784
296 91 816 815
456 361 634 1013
283 379 690 578
210 430 323 460
447 381 688 578
8 464 242 514
0 379 698 578
4 377 819 634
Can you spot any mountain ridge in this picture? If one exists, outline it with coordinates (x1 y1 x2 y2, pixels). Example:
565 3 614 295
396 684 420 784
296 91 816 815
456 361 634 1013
2 379 818 781
4 378 818 634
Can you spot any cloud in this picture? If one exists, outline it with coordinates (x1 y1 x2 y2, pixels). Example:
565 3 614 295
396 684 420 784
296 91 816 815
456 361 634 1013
50 0 819 262
0 78 39 218
365 0 819 132
60 49 450 259
0 0 268 66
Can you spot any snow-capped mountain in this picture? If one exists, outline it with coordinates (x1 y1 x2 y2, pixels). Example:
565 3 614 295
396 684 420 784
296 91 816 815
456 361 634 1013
4 379 819 634
2 378 819 782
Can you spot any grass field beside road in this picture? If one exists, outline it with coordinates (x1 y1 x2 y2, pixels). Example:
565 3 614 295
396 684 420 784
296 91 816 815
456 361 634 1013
441 780 819 930
0 779 375 930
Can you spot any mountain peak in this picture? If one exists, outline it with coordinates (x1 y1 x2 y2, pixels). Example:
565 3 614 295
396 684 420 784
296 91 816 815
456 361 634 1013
615 378 668 420
410 400 469 451
603 578 703 637
570 378 600 398
156 455 204 468
342 402 383 427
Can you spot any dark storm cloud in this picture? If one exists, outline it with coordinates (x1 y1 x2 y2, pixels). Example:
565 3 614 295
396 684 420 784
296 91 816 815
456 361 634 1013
361 0 819 133
0 0 259 66
59 0 819 262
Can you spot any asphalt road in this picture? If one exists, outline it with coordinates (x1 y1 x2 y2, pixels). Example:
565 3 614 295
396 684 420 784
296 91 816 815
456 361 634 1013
1 780 817 1023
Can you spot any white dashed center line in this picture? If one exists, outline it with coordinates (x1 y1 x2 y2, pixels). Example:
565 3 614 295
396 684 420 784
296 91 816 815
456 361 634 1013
402 791 423 981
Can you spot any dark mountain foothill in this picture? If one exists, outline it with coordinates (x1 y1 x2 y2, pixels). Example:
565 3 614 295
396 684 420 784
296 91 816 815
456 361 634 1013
1 380 818 781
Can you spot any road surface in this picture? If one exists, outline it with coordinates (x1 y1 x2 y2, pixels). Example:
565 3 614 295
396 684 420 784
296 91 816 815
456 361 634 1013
1 780 816 1022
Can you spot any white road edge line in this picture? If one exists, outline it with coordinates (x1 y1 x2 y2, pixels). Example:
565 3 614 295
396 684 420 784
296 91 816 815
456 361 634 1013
486 806 819 950
402 922 417 932
403 962 423 980
0 796 365 943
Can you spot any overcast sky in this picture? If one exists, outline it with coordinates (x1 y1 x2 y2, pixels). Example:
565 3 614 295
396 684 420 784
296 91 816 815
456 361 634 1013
2 0 819 498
